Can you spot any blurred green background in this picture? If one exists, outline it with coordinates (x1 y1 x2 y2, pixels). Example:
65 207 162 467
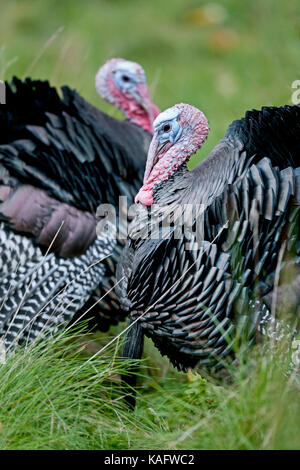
1 0 299 166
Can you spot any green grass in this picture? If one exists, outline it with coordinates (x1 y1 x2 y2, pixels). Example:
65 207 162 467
0 0 300 450
0 326 299 450
1 0 300 165
0 327 130 450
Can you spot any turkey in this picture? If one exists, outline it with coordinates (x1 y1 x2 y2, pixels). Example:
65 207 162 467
117 103 300 407
0 58 160 351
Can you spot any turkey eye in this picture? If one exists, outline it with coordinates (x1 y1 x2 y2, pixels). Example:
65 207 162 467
163 124 171 132
122 75 130 82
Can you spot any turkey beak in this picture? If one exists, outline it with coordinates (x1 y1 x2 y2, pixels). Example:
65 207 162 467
134 83 156 130
143 134 169 184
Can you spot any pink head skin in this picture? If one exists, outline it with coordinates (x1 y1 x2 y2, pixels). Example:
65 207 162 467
95 58 160 134
135 103 209 206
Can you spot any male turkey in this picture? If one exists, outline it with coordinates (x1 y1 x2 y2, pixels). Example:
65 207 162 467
117 103 300 406
0 58 159 350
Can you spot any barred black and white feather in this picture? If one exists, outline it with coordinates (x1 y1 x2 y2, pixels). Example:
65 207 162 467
0 77 152 350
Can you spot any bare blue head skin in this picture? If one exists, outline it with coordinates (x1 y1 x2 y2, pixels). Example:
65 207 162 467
135 103 210 206
151 107 183 164
95 58 160 133
113 61 145 94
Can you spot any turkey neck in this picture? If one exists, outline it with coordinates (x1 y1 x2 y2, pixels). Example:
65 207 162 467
122 100 158 134
152 162 190 206
152 138 245 208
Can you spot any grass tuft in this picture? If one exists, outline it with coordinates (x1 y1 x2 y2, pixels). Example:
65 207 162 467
0 325 299 450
